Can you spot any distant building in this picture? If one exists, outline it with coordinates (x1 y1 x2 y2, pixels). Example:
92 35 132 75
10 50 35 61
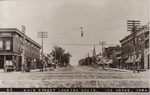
120 22 149 70
116 51 122 68
103 46 121 68
92 46 97 66
0 28 41 71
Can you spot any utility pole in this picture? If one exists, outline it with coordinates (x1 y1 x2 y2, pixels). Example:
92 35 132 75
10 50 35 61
127 20 140 73
99 41 106 69
21 25 25 72
37 31 48 72
55 46 57 65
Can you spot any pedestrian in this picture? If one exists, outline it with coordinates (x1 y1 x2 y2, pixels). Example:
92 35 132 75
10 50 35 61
137 62 140 73
108 63 110 70
39 60 43 72
133 63 135 73
39 63 41 72
12 59 16 72
4 63 7 73
44 60 47 71
22 64 25 73
41 60 43 72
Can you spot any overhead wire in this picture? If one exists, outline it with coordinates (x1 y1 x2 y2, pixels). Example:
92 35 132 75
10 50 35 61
43 43 120 46
47 13 131 37
41 14 131 47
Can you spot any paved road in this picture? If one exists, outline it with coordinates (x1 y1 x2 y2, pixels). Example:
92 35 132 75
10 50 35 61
0 66 149 88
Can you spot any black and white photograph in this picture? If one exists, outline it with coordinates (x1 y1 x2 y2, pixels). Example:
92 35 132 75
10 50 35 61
0 0 149 94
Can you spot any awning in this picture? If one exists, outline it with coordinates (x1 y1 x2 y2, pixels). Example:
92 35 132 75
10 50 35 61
135 54 141 62
106 59 113 64
128 56 133 63
116 57 121 60
130 55 137 63
98 60 103 64
126 57 131 63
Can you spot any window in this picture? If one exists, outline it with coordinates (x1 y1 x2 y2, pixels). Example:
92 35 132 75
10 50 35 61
5 41 11 50
0 41 3 50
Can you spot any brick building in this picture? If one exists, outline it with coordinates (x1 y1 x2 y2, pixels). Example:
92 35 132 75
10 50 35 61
0 28 41 71
120 23 149 70
116 50 122 68
103 46 121 68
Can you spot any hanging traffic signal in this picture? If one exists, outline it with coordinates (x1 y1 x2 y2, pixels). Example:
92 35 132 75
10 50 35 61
81 32 83 36
81 27 83 37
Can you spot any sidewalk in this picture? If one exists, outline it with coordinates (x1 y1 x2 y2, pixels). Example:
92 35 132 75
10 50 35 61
109 68 132 72
107 68 149 73
0 69 4 73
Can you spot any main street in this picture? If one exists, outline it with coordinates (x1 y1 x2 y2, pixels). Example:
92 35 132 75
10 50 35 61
0 66 149 88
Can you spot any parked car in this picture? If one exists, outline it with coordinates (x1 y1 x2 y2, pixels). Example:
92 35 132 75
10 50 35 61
4 60 15 72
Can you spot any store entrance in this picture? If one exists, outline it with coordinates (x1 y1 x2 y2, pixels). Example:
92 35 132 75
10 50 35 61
0 56 4 69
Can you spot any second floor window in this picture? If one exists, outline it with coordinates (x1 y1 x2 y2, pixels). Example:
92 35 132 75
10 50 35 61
0 41 3 50
5 41 11 50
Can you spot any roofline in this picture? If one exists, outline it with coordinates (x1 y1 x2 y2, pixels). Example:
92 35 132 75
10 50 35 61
120 22 149 43
0 28 41 48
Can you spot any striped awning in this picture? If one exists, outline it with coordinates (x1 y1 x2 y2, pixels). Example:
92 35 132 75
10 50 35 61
126 57 131 63
106 59 113 64
135 54 141 62
130 55 137 63
128 56 133 63
116 57 121 60
98 60 103 64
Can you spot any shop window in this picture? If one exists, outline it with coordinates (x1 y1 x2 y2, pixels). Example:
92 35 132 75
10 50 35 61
0 41 3 50
5 41 11 50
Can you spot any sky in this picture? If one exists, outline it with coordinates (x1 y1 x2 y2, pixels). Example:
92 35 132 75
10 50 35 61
0 0 149 66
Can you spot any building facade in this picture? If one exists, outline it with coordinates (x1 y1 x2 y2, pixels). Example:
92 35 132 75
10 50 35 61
103 46 121 68
120 23 149 70
0 28 41 71
116 51 122 69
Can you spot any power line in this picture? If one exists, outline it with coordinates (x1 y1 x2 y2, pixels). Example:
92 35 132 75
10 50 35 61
48 28 79 37
47 13 131 37
83 14 131 28
43 43 120 46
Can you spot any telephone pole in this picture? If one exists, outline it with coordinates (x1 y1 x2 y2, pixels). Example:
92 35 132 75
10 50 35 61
21 25 26 72
127 20 140 73
99 41 106 69
37 31 48 72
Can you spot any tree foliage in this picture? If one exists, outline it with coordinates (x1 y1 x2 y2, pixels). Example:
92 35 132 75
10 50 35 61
51 46 72 66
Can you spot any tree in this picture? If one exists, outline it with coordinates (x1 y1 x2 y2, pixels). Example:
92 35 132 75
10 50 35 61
52 46 65 63
62 52 72 66
51 46 72 67
78 58 85 66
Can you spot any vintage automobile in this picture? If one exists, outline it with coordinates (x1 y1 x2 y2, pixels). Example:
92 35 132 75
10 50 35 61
4 60 15 72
